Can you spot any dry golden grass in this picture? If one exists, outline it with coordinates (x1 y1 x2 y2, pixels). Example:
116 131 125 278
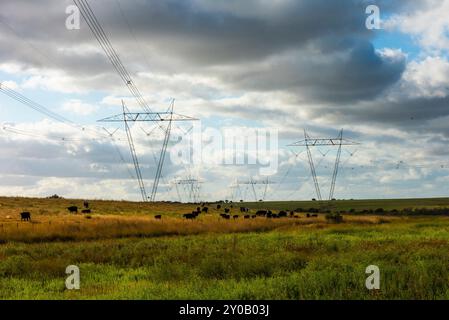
0 213 398 243
0 214 304 243
0 196 398 243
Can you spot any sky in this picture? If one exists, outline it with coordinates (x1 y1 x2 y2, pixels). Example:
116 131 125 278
1 0 449 202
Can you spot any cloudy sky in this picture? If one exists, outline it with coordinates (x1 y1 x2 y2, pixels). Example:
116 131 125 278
1 0 449 202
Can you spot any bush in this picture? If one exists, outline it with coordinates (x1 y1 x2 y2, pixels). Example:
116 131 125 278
374 208 385 214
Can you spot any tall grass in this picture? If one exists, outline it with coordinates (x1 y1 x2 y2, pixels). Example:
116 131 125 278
0 216 448 299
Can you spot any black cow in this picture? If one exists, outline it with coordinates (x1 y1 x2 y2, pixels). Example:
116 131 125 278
256 210 267 216
217 205 221 210
233 215 239 219
192 211 200 217
224 208 230 214
220 214 230 220
202 207 209 213
251 215 257 219
312 214 318 218
244 215 250 219
83 201 89 209
20 211 31 221
81 209 91 214
154 215 162 220
67 206 78 214
183 213 196 220
278 211 287 218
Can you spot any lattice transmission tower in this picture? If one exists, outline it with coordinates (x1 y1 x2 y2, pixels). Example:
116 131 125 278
74 0 198 202
288 129 359 201
231 177 275 202
172 177 202 203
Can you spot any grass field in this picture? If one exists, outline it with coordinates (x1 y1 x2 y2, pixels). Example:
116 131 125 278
0 196 449 299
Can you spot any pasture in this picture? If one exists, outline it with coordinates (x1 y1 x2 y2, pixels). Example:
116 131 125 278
0 196 448 299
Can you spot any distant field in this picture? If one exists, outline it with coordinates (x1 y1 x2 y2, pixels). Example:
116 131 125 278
242 198 449 212
0 196 448 299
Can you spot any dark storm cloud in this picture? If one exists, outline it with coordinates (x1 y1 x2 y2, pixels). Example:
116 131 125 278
311 95 449 132
224 39 406 102
0 0 410 102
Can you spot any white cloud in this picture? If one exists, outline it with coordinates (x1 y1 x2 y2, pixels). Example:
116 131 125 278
401 56 449 98
61 99 99 116
385 0 449 53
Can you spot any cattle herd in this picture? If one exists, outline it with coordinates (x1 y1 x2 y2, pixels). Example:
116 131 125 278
19 201 93 222
17 200 320 223
178 203 317 221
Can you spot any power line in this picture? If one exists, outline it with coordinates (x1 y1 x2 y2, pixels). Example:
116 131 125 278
73 0 155 116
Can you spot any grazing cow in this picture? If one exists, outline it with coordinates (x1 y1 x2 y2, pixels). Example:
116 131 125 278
240 207 246 212
154 215 162 220
272 214 279 219
20 211 31 221
306 213 311 218
312 214 318 217
244 215 250 219
81 209 91 214
278 211 288 218
251 215 257 219
220 214 230 220
202 207 209 213
256 210 267 216
216 205 221 210
293 215 299 219
67 206 78 214
192 211 200 217
83 201 89 209
224 208 230 214
289 211 295 217
183 213 196 220
233 215 239 219
197 207 201 212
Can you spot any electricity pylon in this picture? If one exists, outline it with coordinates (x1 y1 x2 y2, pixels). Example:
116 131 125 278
74 0 199 202
99 100 198 202
288 129 359 201
172 177 202 203
232 177 275 202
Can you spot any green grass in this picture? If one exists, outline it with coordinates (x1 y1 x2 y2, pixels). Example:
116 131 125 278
1 197 449 299
1 216 449 299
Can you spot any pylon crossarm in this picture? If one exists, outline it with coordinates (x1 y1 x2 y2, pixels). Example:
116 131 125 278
288 138 359 147
98 112 198 122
